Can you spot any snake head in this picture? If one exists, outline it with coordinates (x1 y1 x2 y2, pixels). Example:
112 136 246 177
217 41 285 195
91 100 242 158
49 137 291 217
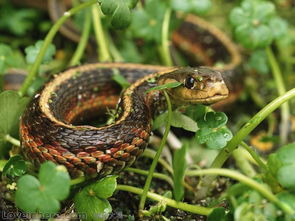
159 67 229 105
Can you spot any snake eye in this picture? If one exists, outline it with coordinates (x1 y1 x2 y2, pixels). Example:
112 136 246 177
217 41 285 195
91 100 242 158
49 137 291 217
184 76 195 89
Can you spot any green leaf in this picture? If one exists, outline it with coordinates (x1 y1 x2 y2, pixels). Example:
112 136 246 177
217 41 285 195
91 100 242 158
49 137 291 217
25 40 56 64
172 143 187 201
2 155 27 178
15 162 70 215
208 207 227 221
235 24 273 49
152 112 168 130
100 0 118 15
170 111 198 132
269 17 288 39
267 143 295 191
100 0 134 29
229 0 281 50
248 50 269 74
146 82 182 93
92 175 118 199
0 91 29 157
185 104 207 122
130 0 166 43
39 162 71 200
0 44 14 74
277 192 295 212
198 112 228 129
0 4 40 36
74 187 112 221
111 1 131 29
152 111 197 132
195 112 232 149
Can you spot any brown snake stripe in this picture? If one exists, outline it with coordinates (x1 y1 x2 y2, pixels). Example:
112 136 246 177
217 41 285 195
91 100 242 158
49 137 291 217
20 63 229 178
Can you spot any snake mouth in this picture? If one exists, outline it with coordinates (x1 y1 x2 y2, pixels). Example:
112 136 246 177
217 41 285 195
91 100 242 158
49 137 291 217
169 93 229 104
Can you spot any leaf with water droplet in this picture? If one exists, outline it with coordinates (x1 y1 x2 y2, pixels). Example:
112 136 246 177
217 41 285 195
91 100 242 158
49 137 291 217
195 112 232 149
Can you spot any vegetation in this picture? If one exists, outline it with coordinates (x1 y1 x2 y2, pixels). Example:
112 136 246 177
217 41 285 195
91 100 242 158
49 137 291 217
0 0 294 220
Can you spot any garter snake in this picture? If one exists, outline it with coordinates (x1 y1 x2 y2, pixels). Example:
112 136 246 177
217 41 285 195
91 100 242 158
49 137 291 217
20 63 229 178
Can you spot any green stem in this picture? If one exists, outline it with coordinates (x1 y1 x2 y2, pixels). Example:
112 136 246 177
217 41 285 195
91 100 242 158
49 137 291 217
186 168 294 215
105 32 124 62
70 176 86 186
232 147 256 177
4 134 20 147
197 88 295 199
126 168 173 187
142 148 173 174
91 5 111 62
212 88 295 169
117 184 213 216
266 47 290 144
159 7 172 66
139 91 172 212
69 9 92 66
241 141 282 192
240 142 268 173
18 0 97 96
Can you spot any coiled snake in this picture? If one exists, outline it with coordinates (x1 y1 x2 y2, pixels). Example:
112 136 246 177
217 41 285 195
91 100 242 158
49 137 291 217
20 63 229 178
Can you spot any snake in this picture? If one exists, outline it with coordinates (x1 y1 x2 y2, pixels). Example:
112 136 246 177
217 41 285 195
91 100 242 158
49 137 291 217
20 63 229 178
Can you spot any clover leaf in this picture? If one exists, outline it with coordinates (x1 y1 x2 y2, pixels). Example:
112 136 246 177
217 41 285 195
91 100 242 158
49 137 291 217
74 176 117 221
15 162 70 215
195 112 233 149
130 0 166 43
100 0 138 29
248 50 269 74
25 40 56 64
0 91 29 157
229 0 287 49
171 0 211 15
2 155 27 178
268 142 295 190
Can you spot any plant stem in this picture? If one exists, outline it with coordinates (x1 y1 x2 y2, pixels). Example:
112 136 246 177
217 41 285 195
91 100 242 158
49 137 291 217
18 0 97 96
126 167 173 187
70 176 86 186
186 168 294 215
139 91 172 212
117 184 213 216
159 7 172 66
212 88 295 168
105 33 124 62
241 141 282 192
142 148 173 174
197 88 295 199
91 5 111 62
69 9 92 66
4 134 20 147
240 142 268 173
232 147 256 177
266 47 290 144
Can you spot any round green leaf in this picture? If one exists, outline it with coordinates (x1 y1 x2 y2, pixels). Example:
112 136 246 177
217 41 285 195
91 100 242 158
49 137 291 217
92 175 118 199
100 0 118 15
198 112 228 129
39 161 70 200
111 1 131 29
277 165 295 190
15 175 60 215
75 189 112 221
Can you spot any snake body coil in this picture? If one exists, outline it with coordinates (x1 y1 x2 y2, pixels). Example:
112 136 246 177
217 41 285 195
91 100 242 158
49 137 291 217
20 63 228 178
